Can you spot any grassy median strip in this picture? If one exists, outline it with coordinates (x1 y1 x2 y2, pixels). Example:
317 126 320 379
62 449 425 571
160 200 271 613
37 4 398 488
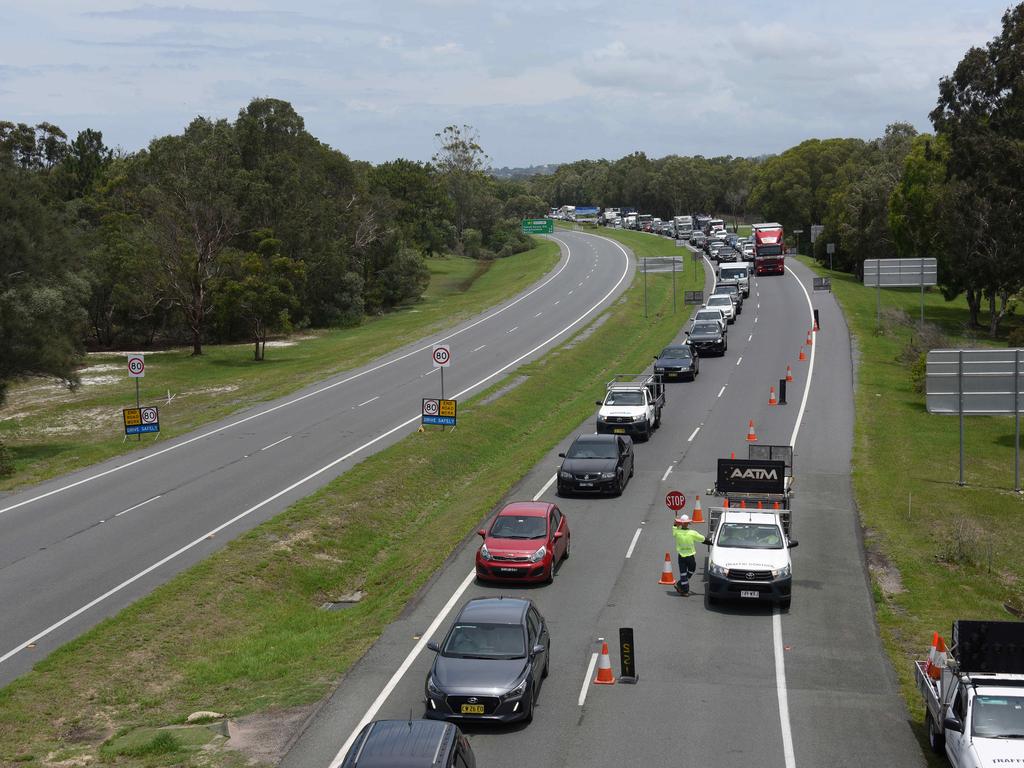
796 257 1024 763
0 249 704 766
0 242 560 491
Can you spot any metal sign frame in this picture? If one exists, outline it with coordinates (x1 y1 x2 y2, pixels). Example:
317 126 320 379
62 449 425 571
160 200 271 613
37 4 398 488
863 258 938 327
684 290 703 306
812 277 831 293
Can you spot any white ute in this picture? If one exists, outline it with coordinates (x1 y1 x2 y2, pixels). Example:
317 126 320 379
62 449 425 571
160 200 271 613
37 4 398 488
916 620 1024 766
595 374 665 442
704 508 796 609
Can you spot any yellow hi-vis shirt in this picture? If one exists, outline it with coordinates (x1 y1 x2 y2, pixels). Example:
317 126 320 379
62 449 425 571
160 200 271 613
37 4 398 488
673 527 706 557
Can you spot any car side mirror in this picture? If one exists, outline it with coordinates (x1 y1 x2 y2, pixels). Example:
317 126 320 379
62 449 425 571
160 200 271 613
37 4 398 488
553 531 563 540
427 640 441 653
531 644 546 656
684 330 690 336
557 452 565 458
943 714 964 733
595 401 603 406
477 529 487 537
653 355 658 360
788 540 799 548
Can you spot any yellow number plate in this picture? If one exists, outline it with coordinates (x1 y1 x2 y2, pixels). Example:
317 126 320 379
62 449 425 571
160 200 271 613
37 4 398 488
613 428 625 434
460 704 485 715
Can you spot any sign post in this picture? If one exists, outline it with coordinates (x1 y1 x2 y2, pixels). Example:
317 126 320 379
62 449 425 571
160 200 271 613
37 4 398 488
432 344 451 400
826 242 835 271
421 398 457 427
863 258 937 327
127 353 145 442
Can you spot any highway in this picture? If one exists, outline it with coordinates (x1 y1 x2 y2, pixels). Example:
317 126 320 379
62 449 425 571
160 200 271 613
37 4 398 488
282 235 925 768
0 230 633 687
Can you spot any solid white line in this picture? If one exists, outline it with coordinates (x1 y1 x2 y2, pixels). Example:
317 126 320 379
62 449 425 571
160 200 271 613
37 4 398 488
260 435 293 451
661 465 673 482
578 653 599 706
1 236 632 677
355 397 379 408
625 527 643 559
507 327 518 334
472 345 486 353
330 569 477 766
114 495 161 517
774 610 796 768
0 247 580 519
717 386 726 398
787 265 817 448
687 427 700 442
736 356 743 366
532 474 557 501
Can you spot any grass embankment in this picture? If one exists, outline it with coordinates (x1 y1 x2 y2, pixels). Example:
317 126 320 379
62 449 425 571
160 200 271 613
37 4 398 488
0 242 560 492
0 247 705 766
797 257 1024 763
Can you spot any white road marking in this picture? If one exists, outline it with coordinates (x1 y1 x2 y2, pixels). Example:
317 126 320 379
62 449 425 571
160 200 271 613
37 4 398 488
748 334 753 342
687 427 700 442
355 397 378 408
424 368 438 376
774 610 796 768
568 290 574 295
260 435 293 451
754 317 759 324
554 300 561 305
472 344 486 352
0 247 580 519
578 282 583 287
1 235 632 680
717 386 726 398
114 495 161 518
533 474 557 501
625 527 643 559
534 312 543 318
578 652 600 707
661 465 673 482
758 303 761 309
507 327 518 334
736 357 743 366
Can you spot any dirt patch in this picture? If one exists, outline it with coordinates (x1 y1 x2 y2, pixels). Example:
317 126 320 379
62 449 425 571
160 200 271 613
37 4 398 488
563 314 610 350
863 529 906 598
456 261 493 293
224 705 316 765
478 375 528 406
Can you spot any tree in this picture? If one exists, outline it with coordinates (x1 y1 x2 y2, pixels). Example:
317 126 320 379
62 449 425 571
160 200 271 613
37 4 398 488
432 125 490 244
369 159 453 256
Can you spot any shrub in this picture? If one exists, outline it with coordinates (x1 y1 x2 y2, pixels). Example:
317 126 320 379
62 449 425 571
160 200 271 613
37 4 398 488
0 439 12 477
1008 326 1024 348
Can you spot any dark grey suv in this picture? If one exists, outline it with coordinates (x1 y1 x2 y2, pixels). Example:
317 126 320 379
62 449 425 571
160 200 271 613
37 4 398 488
341 719 476 768
425 597 550 724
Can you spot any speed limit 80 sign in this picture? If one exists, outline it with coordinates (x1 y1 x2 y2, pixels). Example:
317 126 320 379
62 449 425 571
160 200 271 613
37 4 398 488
432 344 451 368
127 353 145 378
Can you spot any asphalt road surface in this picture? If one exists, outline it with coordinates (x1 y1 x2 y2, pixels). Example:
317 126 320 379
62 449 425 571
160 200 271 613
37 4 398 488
0 230 633 687
283 240 925 768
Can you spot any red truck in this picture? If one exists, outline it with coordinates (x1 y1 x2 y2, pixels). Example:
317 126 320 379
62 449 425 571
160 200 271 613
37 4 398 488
752 222 785 276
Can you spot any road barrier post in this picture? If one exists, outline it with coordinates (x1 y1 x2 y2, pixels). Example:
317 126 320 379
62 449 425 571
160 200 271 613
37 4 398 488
779 378 787 405
813 308 820 331
618 627 637 684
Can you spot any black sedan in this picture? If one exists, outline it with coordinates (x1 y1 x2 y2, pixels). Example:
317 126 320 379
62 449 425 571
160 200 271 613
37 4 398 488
425 597 549 724
557 433 634 496
654 344 699 381
687 321 728 356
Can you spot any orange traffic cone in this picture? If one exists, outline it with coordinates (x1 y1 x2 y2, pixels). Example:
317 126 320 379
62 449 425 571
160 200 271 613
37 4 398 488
757 500 763 509
746 419 757 442
723 498 730 508
658 553 675 585
806 330 813 347
773 501 781 510
769 386 777 406
730 451 735 460
799 346 807 362
740 499 747 508
926 632 941 680
786 365 794 382
692 495 704 523
594 641 616 685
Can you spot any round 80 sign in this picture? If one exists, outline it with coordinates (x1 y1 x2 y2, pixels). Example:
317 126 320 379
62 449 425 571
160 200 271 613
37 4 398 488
127 354 145 378
432 344 451 368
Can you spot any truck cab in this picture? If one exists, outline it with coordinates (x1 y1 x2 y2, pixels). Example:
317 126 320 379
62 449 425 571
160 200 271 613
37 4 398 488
595 374 664 442
705 509 796 609
718 264 750 297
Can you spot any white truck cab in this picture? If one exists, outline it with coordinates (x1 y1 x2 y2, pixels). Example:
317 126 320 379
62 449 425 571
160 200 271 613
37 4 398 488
705 509 796 609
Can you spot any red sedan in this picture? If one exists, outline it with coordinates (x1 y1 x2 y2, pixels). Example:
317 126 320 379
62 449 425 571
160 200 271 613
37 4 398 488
475 501 569 584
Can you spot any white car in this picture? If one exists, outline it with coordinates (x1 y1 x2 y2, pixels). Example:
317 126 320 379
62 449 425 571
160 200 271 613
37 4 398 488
706 510 797 609
692 307 727 332
705 295 736 323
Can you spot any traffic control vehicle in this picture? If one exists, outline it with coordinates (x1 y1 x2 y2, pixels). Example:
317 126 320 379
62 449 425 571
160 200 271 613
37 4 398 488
475 501 568 583
915 619 1024 765
704 507 797 608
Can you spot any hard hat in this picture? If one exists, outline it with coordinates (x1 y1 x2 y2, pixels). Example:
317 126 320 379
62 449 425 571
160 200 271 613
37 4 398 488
675 515 690 525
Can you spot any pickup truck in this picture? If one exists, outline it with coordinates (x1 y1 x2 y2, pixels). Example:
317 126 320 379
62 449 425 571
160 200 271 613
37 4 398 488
595 374 665 442
704 507 796 609
916 619 1024 766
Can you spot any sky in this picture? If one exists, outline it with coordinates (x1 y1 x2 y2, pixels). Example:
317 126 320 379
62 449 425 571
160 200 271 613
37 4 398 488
0 1 1013 167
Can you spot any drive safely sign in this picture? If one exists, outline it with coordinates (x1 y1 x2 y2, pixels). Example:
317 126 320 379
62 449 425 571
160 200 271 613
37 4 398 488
422 398 457 426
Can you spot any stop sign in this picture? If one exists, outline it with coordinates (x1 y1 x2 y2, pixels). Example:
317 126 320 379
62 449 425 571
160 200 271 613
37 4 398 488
665 490 686 512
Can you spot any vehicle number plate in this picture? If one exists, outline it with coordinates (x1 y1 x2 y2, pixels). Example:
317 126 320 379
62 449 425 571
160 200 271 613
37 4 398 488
740 590 759 599
460 704 485 714
613 428 625 434
499 567 518 574
579 482 593 487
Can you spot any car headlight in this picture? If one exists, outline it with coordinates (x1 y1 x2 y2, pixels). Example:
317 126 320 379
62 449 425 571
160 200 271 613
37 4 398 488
529 545 547 563
633 415 647 422
654 367 665 373
427 674 443 696
772 564 792 579
600 471 616 479
709 563 727 577
501 675 530 701
480 543 492 561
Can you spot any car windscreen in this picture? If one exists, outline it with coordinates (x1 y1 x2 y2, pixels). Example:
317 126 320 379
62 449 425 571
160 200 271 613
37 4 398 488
971 695 1024 738
707 296 731 306
692 323 720 335
442 622 526 659
757 244 783 256
605 391 643 406
489 515 547 539
660 346 692 360
716 523 783 549
720 269 746 280
567 440 618 460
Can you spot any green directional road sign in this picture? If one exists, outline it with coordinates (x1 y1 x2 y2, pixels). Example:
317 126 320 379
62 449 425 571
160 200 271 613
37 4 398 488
521 218 554 235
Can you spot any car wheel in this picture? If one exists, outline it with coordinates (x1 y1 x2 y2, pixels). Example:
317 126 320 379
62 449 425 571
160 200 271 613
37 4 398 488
543 652 550 678
926 712 945 754
545 562 555 584
613 472 624 497
523 685 535 723
779 597 791 611
629 462 634 478
706 592 718 607
563 536 570 560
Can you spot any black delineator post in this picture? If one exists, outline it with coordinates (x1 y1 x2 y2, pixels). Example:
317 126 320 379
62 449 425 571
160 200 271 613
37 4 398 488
618 627 637 684
813 308 820 331
779 378 787 405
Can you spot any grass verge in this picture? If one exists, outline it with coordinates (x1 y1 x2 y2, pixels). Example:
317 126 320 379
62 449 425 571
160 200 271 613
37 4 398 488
796 256 1024 764
0 242 560 491
0 247 704 766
